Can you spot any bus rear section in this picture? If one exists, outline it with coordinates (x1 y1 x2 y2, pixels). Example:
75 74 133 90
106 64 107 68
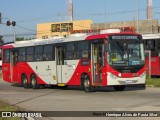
143 34 160 76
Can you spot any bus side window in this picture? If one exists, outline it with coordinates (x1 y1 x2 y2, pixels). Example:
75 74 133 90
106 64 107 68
13 52 18 65
43 45 53 61
34 46 43 61
65 43 76 60
0 48 2 60
146 40 156 56
77 41 89 59
4 50 10 63
157 41 160 56
76 51 81 59
26 47 34 62
18 48 26 62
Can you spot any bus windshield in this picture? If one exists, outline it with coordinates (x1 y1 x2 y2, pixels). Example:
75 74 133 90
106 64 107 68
107 40 145 66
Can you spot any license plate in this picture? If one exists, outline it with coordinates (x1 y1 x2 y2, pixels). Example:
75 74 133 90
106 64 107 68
126 80 133 83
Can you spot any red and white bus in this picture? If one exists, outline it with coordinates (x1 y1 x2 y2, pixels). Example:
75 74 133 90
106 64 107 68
143 33 160 76
2 29 146 92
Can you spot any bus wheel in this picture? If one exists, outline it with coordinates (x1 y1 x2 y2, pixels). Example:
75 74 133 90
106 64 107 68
113 85 125 91
82 75 94 92
61 85 68 90
31 74 40 89
22 75 28 89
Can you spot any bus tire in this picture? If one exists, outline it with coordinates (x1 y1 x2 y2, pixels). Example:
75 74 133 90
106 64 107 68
61 85 68 90
113 85 125 91
31 74 40 89
139 84 146 89
22 74 29 89
142 84 146 89
81 74 94 92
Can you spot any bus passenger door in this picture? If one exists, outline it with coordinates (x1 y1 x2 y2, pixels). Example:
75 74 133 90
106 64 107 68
92 43 103 85
10 50 18 83
56 47 65 84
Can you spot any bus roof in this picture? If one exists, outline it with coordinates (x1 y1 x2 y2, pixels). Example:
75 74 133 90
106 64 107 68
142 33 160 40
2 32 141 48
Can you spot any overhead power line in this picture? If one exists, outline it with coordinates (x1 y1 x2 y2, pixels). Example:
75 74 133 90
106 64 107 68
16 25 37 32
14 5 160 23
2 32 36 37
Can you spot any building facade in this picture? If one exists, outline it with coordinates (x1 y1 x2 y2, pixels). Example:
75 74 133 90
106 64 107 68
37 20 93 39
37 19 160 39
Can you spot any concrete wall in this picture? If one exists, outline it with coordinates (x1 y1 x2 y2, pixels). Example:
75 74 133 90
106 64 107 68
91 19 159 34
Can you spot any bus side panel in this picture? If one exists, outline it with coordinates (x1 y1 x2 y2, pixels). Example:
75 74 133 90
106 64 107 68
28 61 56 85
2 61 47 85
16 62 32 84
13 62 46 85
102 67 107 86
66 60 92 86
146 57 160 76
152 57 160 75
28 60 91 86
2 63 11 83
61 60 79 84
66 59 108 86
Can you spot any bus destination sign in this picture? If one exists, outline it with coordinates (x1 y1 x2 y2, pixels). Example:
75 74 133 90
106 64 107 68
111 36 138 40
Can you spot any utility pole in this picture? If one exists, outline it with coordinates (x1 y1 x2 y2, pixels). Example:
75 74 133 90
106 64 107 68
104 0 107 29
66 0 73 21
137 0 139 33
0 12 1 24
147 0 153 20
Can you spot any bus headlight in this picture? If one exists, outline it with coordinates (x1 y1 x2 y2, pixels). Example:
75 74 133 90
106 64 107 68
118 73 122 77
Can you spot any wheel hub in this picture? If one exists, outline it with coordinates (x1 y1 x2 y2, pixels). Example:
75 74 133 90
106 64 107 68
32 78 36 86
84 79 90 88
23 78 27 84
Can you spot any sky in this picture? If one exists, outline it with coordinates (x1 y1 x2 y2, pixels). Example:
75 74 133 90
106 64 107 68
0 0 160 41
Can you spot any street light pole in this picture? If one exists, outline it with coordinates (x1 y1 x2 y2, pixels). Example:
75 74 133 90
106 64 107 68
12 26 16 43
137 0 139 33
104 0 107 29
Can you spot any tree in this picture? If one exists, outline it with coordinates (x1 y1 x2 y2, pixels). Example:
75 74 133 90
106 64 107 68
16 37 35 41
16 37 24 41
0 35 4 46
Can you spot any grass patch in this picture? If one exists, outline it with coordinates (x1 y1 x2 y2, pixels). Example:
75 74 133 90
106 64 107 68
146 77 160 87
0 99 20 120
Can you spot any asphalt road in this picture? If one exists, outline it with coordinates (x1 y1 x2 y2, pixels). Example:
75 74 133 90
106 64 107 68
0 79 160 120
